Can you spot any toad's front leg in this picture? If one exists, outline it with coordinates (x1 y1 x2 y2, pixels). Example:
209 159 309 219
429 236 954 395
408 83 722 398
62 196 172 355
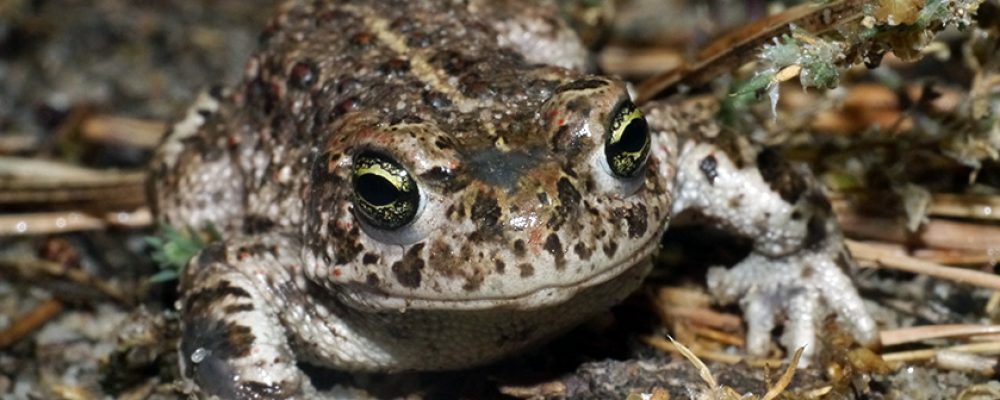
645 99 878 363
178 235 316 399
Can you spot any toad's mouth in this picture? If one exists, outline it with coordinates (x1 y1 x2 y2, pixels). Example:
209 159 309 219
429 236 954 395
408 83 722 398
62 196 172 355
341 235 660 311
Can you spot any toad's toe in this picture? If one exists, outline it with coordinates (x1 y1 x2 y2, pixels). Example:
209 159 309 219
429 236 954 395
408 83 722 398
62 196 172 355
707 245 878 365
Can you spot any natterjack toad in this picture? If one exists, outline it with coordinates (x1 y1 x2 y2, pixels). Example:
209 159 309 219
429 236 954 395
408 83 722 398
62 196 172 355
151 0 878 397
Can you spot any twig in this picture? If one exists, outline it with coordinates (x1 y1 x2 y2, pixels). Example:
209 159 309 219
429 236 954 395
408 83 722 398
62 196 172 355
934 351 998 375
0 157 146 209
929 193 1000 221
598 45 684 78
761 347 803 400
655 305 744 331
664 336 719 388
0 298 64 349
880 324 1000 347
910 248 996 266
0 208 152 236
642 335 746 365
837 213 1000 253
688 324 746 347
0 258 132 305
79 115 166 149
882 341 1000 363
847 240 1000 290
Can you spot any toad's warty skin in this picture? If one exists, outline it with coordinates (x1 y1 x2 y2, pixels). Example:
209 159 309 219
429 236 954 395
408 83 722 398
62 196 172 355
151 1 878 397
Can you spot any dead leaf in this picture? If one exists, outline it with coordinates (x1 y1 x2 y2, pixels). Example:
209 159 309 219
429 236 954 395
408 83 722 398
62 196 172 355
875 0 925 25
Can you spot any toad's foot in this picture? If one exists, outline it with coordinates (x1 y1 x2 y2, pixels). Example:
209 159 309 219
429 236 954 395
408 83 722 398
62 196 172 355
707 234 878 363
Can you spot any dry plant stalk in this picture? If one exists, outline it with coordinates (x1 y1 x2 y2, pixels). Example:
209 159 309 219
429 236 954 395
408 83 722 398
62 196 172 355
0 208 152 236
847 240 1000 290
880 324 1000 346
0 298 63 349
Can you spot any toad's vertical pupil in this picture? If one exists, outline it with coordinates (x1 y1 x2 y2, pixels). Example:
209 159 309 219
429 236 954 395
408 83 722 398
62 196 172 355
620 118 648 153
356 174 399 206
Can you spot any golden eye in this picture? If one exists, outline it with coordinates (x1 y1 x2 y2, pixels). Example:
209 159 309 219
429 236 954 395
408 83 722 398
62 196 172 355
352 152 420 229
605 100 650 178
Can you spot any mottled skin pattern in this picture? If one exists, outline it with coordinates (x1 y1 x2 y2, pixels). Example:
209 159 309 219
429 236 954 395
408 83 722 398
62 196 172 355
151 1 878 398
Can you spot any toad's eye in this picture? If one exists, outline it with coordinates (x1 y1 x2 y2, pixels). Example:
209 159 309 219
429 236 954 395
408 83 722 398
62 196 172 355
605 100 650 178
352 152 420 229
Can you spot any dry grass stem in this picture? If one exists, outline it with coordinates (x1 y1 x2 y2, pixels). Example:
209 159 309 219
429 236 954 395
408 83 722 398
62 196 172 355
598 46 684 78
688 325 746 347
929 194 1000 221
847 240 1000 290
968 334 1000 342
803 386 834 397
910 248 996 266
934 351 998 375
642 335 744 365
0 157 146 208
837 212 1000 253
880 324 1000 346
761 347 803 400
668 336 719 388
0 208 152 236
882 341 1000 364
79 115 166 149
987 291 1000 314
0 298 64 348
655 305 744 331
0 156 142 182
0 258 132 304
